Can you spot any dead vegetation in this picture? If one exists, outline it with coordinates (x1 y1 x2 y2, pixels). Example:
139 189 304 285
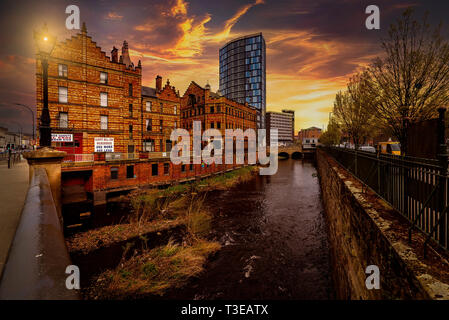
85 239 220 299
69 166 256 298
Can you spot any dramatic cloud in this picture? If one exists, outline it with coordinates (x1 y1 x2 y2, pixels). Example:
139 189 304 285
0 0 447 133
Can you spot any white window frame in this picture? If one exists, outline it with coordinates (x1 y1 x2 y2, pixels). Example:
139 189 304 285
146 101 152 112
100 115 108 130
100 92 108 107
58 86 68 103
59 112 68 128
58 64 68 78
100 72 108 84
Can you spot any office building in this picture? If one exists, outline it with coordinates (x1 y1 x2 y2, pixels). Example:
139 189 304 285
266 110 295 146
219 33 266 128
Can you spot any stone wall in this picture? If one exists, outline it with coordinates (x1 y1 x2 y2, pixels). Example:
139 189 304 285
316 149 449 300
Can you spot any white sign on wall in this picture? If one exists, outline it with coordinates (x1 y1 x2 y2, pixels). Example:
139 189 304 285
52 133 73 142
94 137 114 152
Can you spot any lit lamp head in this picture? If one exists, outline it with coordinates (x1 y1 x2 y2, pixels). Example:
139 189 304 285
34 23 56 56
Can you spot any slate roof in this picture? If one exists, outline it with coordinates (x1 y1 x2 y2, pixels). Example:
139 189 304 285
142 86 157 97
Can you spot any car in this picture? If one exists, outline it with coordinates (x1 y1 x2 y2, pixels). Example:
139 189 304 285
358 146 376 153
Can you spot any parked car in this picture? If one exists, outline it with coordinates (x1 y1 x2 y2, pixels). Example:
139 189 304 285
358 146 376 153
377 141 401 156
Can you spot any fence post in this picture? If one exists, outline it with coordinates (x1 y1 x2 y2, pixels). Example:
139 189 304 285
437 107 448 248
377 150 380 194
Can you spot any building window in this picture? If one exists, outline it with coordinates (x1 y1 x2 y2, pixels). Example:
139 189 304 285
129 124 133 139
159 120 163 132
126 165 134 179
210 122 214 129
58 86 68 103
100 92 108 107
100 72 108 84
146 101 152 112
129 83 133 97
210 106 214 113
129 104 133 117
110 167 118 180
146 119 152 131
217 122 221 129
189 164 194 171
152 163 158 176
166 140 172 152
181 164 186 172
58 64 68 78
174 121 177 129
164 163 169 175
174 106 177 114
59 112 68 128
100 115 108 130
143 139 154 152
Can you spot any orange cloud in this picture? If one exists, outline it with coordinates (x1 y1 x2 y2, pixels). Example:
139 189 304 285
128 1 377 131
170 0 188 16
168 14 212 57
212 0 265 42
105 12 123 21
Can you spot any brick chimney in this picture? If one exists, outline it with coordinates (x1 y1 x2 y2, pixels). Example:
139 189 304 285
156 75 162 92
111 46 118 63
121 40 132 68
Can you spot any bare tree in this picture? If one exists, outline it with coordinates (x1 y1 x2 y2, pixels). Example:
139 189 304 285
333 72 375 148
366 9 449 154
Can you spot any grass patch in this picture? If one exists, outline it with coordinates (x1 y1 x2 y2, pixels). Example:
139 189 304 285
86 239 221 299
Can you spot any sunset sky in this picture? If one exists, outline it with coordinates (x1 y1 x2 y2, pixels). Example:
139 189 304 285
1 0 449 135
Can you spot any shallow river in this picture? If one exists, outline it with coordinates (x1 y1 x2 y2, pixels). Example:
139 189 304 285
166 158 334 300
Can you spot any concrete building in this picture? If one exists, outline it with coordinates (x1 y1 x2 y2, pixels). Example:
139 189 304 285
266 110 295 146
219 33 266 128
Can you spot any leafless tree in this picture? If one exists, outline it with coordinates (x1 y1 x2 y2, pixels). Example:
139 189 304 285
366 9 449 154
333 72 375 148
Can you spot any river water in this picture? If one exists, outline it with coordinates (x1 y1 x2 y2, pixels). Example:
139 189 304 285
167 158 334 300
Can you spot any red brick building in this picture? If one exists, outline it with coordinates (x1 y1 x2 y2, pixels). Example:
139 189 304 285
141 76 181 154
181 81 257 133
34 24 257 210
36 24 142 157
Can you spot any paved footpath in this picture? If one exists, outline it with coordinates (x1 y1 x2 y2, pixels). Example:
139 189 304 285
0 160 29 278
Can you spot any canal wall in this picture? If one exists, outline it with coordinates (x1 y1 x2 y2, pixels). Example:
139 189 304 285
316 149 449 300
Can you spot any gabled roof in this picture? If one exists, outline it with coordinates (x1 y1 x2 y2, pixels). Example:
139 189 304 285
142 86 157 97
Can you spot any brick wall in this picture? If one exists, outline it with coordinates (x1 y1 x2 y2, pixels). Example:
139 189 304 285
317 149 449 300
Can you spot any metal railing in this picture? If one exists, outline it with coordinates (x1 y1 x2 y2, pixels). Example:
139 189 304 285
63 153 94 163
323 146 448 253
105 152 139 161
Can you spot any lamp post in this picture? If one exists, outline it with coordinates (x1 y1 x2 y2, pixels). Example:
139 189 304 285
15 103 35 144
11 121 23 149
34 23 56 147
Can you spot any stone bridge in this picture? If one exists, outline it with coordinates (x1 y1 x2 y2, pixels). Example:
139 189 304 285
274 145 315 159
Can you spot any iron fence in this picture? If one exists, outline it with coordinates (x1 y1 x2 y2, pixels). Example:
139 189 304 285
323 146 448 253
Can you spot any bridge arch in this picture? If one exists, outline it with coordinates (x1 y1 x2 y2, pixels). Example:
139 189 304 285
291 151 302 159
278 152 290 159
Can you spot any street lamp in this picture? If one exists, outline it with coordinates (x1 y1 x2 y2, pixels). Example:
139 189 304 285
11 121 23 149
15 103 35 143
34 23 56 147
